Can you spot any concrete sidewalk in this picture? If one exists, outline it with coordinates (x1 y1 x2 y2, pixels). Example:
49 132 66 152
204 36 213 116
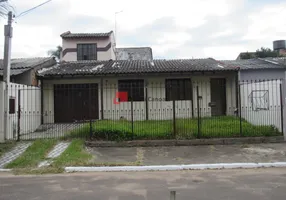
88 143 286 165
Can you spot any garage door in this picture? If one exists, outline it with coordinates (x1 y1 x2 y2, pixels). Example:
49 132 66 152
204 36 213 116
54 83 99 123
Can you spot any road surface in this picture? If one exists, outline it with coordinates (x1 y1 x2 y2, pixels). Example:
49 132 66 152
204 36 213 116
1 168 286 200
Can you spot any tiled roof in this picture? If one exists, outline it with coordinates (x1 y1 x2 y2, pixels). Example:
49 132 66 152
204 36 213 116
220 58 286 70
116 47 153 60
0 57 56 76
60 31 113 39
262 57 286 65
38 58 238 77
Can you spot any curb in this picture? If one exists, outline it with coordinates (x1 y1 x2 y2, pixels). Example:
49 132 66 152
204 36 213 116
85 136 284 147
0 169 12 172
65 162 286 172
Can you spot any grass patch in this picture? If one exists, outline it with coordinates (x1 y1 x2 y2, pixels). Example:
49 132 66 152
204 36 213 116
51 139 92 167
51 139 142 168
0 141 16 158
65 116 281 140
12 167 64 175
6 139 57 169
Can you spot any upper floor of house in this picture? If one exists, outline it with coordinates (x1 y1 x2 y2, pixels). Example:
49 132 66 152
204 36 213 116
60 31 116 62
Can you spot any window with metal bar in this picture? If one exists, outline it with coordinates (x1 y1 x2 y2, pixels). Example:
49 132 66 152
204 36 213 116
165 79 192 101
118 80 144 101
77 44 97 60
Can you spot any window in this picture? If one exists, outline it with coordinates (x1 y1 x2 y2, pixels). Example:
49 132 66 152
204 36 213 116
249 90 269 111
77 44 97 60
118 80 144 101
165 79 192 101
9 97 15 114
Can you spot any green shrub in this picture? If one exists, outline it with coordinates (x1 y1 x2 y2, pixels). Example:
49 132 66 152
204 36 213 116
64 116 282 140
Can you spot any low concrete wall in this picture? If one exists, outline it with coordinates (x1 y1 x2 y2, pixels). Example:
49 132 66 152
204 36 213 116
85 136 285 147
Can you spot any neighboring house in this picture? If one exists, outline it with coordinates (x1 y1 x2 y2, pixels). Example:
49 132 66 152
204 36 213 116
60 31 153 62
222 58 286 131
60 31 116 61
116 47 153 60
0 57 56 86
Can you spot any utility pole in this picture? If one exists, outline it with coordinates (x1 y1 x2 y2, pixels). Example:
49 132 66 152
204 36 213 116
3 11 13 140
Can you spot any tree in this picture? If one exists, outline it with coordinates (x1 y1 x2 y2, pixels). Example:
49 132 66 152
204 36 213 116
240 52 255 60
255 47 279 58
0 0 13 18
48 45 62 60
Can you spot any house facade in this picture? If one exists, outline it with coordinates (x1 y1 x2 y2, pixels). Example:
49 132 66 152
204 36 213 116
38 59 238 124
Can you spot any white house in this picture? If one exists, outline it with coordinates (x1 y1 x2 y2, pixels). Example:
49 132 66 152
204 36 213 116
38 59 238 123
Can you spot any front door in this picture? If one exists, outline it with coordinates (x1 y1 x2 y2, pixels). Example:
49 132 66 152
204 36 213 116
54 83 99 123
210 78 226 116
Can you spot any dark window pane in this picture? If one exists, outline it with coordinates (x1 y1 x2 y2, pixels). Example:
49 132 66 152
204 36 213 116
77 44 97 60
118 80 144 102
165 79 192 101
9 98 15 114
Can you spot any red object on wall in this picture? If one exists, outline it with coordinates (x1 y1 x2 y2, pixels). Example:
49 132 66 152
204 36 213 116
113 91 128 104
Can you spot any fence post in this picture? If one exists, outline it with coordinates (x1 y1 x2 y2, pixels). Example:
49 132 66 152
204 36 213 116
40 79 44 125
89 85 92 140
17 89 21 141
131 84 134 139
100 78 104 120
170 191 176 200
280 83 284 135
196 86 201 138
145 84 149 120
238 79 242 136
172 98 176 138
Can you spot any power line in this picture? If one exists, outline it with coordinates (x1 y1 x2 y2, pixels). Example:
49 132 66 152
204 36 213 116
16 0 52 18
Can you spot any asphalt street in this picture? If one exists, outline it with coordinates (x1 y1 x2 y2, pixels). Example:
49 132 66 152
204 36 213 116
1 168 286 200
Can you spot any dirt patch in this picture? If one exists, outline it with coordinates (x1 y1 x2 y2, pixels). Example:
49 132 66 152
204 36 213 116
87 143 286 166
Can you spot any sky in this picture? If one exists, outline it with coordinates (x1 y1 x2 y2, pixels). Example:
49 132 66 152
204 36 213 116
0 0 286 60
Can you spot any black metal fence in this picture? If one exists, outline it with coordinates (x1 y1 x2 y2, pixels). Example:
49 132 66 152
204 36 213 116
4 78 283 141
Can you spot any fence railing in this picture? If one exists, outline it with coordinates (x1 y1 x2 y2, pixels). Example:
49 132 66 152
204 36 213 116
3 79 283 141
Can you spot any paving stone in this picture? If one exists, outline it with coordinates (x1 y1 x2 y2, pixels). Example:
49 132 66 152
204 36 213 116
0 142 32 168
47 142 70 158
38 160 53 168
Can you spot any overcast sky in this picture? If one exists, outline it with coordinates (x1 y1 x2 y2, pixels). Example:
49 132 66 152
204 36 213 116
0 0 286 60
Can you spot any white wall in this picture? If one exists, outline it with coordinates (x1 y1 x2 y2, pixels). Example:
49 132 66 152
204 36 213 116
5 83 41 140
0 82 4 142
43 74 237 122
240 80 282 131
